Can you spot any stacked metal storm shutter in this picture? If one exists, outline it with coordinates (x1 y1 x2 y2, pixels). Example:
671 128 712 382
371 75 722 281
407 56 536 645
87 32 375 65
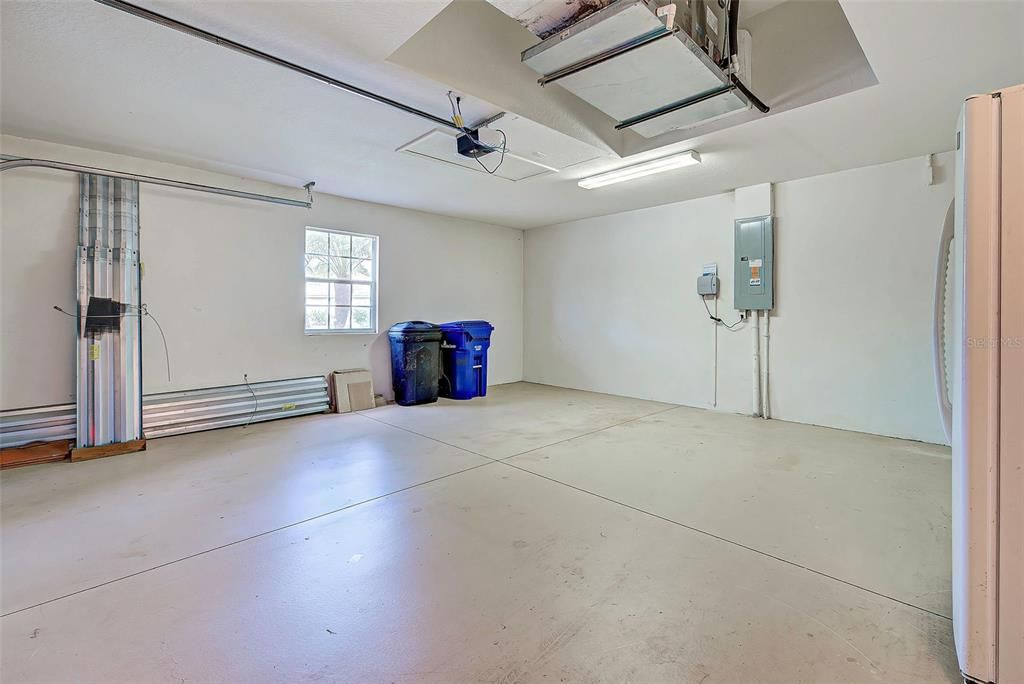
142 377 330 438
76 174 142 447
0 404 76 449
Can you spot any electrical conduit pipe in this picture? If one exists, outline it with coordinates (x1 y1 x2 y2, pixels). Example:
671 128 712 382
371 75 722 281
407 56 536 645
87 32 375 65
751 309 761 417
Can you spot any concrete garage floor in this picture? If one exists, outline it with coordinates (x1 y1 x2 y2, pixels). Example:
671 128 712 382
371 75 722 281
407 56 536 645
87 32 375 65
1 382 955 682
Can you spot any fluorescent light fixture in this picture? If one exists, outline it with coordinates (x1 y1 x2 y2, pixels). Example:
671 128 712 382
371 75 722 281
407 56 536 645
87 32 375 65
578 150 701 189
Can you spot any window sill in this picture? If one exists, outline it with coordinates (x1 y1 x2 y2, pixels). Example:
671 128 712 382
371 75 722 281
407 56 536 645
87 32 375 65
304 329 378 336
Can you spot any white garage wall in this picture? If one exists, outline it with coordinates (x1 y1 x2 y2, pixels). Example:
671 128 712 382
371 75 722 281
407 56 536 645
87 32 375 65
1 135 954 445
525 153 953 444
0 135 524 408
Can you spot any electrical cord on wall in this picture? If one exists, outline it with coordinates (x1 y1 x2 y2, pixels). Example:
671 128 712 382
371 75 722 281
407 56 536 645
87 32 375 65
712 297 719 406
700 295 746 408
243 373 258 428
702 296 745 330
142 306 171 382
53 302 172 381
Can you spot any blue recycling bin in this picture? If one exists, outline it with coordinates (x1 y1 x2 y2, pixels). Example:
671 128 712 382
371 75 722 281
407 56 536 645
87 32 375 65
388 321 442 406
439 320 494 400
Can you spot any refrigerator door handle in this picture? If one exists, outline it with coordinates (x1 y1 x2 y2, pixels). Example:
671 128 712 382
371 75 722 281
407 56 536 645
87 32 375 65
933 199 955 443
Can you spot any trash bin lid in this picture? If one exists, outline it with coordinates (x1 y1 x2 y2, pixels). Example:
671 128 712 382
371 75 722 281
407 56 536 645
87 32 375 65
388 321 441 340
440 320 494 336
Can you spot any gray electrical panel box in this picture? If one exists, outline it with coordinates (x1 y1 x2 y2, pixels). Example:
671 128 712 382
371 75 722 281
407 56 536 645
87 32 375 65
734 216 774 310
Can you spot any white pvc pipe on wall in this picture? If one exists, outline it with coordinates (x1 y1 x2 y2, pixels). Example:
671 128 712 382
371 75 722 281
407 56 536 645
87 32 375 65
751 309 761 417
765 313 770 419
762 312 771 419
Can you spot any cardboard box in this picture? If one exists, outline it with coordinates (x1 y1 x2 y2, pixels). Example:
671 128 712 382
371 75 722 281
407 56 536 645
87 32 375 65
331 369 375 413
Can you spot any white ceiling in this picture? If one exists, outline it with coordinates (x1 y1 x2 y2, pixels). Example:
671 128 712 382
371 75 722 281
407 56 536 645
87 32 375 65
2 0 1022 229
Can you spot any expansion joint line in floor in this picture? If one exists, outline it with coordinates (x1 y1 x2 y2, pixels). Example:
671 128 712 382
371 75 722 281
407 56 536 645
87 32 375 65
0 459 500 618
4 407 680 616
5 405 949 626
496 460 953 623
357 407 952 623
354 413 499 462
356 404 680 463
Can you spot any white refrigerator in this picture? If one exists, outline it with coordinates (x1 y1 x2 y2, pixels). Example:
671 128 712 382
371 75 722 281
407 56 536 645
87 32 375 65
948 83 1023 684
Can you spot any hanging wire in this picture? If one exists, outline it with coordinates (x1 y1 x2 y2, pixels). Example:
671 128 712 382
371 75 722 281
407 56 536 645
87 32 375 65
702 297 745 329
473 129 508 175
243 373 258 427
53 302 172 381
448 91 465 130
142 307 171 382
448 91 509 176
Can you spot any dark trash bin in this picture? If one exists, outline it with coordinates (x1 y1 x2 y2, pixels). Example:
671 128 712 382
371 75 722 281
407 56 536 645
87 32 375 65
388 321 442 406
439 320 494 400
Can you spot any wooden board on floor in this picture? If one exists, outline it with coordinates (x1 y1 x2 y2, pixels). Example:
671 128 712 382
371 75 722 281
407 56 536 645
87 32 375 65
71 438 146 463
1 440 72 469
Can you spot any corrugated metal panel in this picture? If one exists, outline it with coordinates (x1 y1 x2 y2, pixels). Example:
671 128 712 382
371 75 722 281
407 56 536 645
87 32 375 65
0 404 76 449
142 376 329 439
77 174 143 447
1 377 330 447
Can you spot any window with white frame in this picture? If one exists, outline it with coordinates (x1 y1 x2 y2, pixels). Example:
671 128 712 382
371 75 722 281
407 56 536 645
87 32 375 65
304 227 378 333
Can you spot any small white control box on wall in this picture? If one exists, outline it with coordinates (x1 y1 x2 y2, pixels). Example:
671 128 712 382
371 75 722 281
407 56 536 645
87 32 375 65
698 262 719 296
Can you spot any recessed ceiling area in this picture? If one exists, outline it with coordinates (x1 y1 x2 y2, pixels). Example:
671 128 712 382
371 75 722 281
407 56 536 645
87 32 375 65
395 0 882 159
1 0 1022 228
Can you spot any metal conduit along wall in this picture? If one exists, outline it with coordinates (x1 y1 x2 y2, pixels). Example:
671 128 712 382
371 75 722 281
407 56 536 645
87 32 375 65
77 175 143 448
0 157 314 208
